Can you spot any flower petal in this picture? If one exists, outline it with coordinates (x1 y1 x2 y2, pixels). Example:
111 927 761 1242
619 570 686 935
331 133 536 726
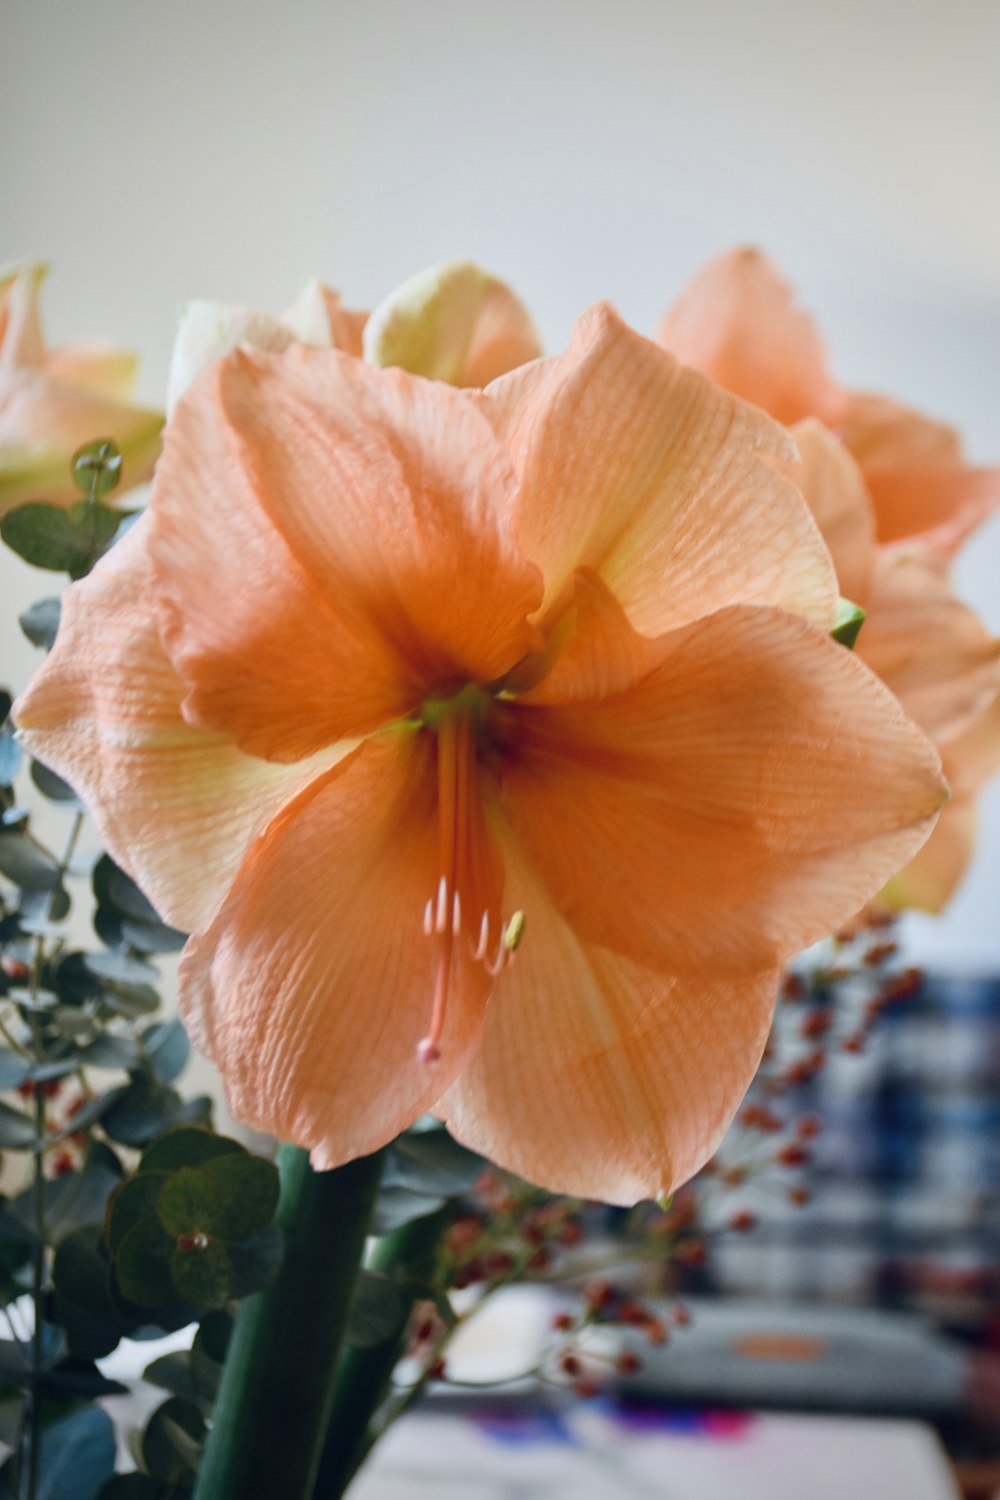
281 280 367 356
657 248 838 425
0 369 163 512
503 603 947 974
0 263 46 371
879 800 978 914
151 346 541 761
13 518 344 931
42 347 139 402
858 549 1000 745
166 301 297 413
837 393 1000 549
481 304 837 636
880 685 1000 912
440 836 780 1204
180 732 496 1166
364 261 542 387
788 420 875 607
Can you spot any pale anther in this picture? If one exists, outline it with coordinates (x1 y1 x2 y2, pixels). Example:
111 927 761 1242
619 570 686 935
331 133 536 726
504 911 526 953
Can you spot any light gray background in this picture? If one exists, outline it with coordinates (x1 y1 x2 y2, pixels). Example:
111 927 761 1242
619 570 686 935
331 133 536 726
3 0 999 970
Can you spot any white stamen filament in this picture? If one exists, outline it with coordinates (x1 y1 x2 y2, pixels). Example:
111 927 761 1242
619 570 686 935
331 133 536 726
435 875 449 935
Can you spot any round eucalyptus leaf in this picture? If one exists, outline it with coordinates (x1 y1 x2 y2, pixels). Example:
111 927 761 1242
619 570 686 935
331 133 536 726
0 502 108 576
18 596 61 651
0 832 62 892
143 1349 201 1401
44 1163 122 1241
0 1051 29 1090
0 1101 38 1150
18 1404 116 1500
96 1475 161 1498
120 914 187 954
30 759 82 806
50 950 103 1006
345 1269 409 1349
141 1020 190 1084
169 1237 233 1309
106 1171 172 1255
84 951 158 987
385 1127 486 1197
0 727 19 789
53 1225 110 1310
370 1182 448 1235
72 440 122 497
139 1126 242 1176
79 1033 141 1071
157 1154 279 1242
141 1396 205 1486
114 1218 176 1308
101 1079 184 1148
99 983 161 1020
105 862 161 922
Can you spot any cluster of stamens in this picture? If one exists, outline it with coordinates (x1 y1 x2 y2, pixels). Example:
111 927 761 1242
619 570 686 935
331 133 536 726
417 874 524 1066
415 690 525 1068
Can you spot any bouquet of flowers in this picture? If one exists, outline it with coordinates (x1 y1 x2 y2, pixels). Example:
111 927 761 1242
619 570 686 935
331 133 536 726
0 251 997 1499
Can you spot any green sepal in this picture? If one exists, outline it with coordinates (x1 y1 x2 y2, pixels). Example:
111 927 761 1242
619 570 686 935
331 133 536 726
832 597 866 649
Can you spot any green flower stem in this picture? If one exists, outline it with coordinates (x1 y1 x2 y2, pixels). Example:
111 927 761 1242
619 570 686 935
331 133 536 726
193 1145 383 1500
313 1209 450 1499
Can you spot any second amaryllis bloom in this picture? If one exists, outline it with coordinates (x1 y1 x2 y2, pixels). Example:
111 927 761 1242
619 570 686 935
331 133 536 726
0 263 163 512
15 305 946 1204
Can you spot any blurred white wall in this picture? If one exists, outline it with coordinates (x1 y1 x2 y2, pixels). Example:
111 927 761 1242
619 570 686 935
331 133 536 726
2 0 999 968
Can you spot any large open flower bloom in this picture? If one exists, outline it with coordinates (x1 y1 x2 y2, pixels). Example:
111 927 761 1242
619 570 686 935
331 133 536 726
0 263 163 512
657 254 1000 910
15 306 947 1203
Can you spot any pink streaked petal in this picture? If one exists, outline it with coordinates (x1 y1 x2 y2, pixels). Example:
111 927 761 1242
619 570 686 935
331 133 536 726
0 369 162 511
788 420 875 608
43 346 139 402
837 392 1000 550
180 732 496 1166
0 263 46 371
13 518 345 932
858 549 1000 745
481 304 837 637
150 346 542 762
440 836 781 1204
657 248 839 425
502 605 946 975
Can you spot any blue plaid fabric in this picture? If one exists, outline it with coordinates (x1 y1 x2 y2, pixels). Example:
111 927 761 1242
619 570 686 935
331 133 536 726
709 970 1000 1334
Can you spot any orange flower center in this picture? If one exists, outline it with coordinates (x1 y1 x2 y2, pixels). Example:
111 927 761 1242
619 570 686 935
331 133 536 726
417 686 523 1066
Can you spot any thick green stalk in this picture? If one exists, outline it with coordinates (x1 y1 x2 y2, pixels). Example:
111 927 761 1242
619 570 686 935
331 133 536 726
193 1146 383 1500
312 1208 450 1499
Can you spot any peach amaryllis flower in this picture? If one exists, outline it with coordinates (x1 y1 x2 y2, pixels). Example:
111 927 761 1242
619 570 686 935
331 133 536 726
658 248 1000 552
791 425 1000 910
167 261 541 412
14 306 947 1204
657 256 1000 909
0 263 163 513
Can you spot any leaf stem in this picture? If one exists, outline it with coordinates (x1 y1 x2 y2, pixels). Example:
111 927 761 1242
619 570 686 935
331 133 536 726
312 1208 450 1498
192 1146 383 1500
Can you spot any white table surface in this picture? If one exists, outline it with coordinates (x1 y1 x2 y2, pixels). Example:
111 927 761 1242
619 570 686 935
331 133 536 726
353 1402 961 1500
